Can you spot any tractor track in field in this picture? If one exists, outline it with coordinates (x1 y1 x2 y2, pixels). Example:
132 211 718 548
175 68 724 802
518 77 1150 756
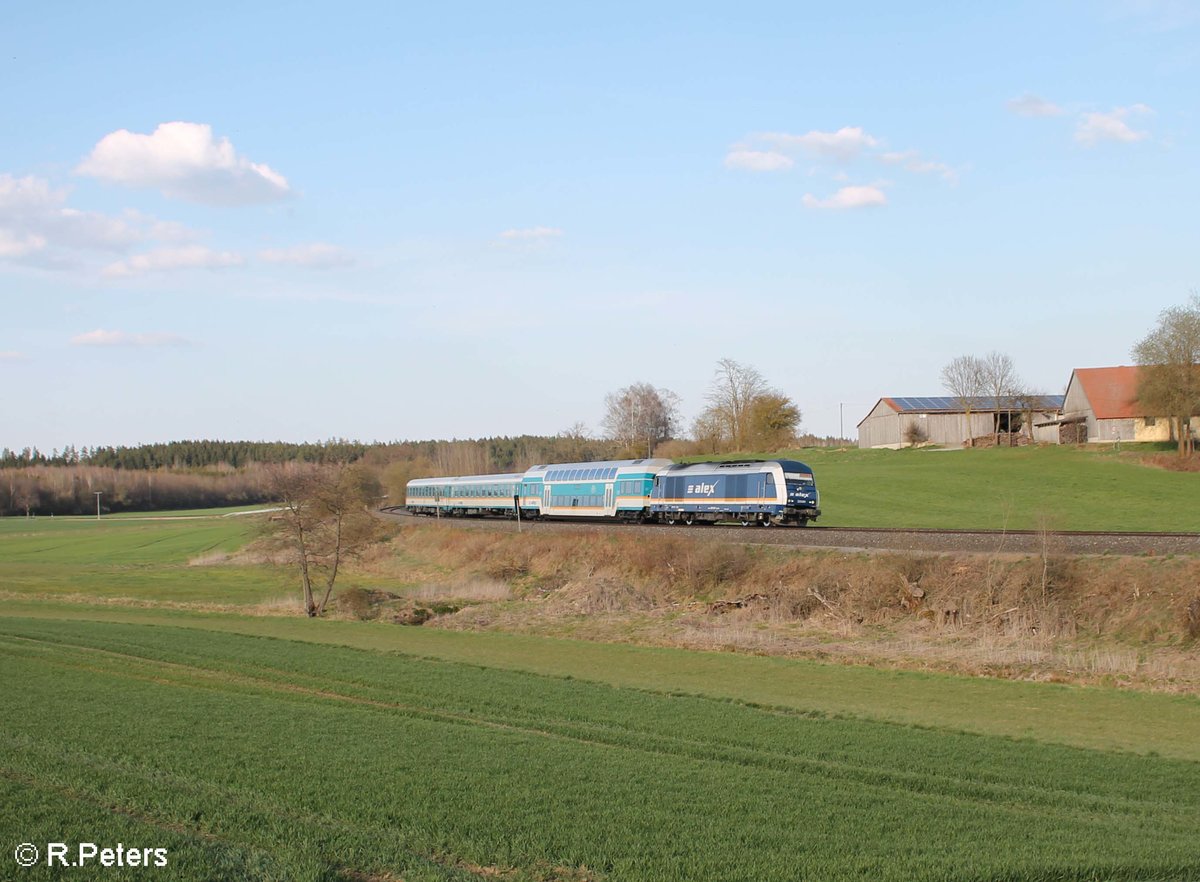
376 508 1200 556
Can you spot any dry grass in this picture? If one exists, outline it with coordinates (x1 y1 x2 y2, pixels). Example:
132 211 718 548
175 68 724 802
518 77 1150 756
369 522 1200 692
408 578 512 603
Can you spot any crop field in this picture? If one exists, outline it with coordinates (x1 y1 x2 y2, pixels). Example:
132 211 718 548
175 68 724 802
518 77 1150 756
0 514 287 605
2 615 1199 882
715 444 1200 531
3 509 1200 880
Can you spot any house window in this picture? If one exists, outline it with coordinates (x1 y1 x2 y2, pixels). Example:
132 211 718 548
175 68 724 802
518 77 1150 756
1145 417 1157 427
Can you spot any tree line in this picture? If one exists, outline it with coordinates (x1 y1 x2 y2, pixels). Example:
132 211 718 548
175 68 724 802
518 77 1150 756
3 356 823 516
0 439 372 471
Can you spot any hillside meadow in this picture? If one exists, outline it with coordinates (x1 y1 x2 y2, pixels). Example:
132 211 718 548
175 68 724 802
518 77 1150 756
731 443 1200 531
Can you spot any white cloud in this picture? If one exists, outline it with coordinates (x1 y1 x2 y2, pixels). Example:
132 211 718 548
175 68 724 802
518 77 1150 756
77 122 291 205
101 245 244 278
1006 93 1064 117
723 149 795 172
0 173 198 273
0 174 149 258
880 150 959 183
499 226 564 240
0 350 27 361
761 127 880 161
259 242 354 269
70 329 189 347
0 228 47 258
1075 105 1153 145
802 184 887 210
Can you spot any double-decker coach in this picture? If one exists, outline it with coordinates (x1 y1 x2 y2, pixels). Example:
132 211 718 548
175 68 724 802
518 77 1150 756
649 459 820 526
406 459 673 521
523 458 672 521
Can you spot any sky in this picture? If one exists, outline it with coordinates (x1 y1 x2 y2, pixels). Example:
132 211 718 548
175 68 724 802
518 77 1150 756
2 1 1198 452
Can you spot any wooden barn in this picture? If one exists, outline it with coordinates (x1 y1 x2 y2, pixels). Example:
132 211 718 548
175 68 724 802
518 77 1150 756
857 396 1064 449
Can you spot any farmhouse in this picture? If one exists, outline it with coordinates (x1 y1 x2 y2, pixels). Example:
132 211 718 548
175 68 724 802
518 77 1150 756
1057 366 1198 443
857 396 1064 449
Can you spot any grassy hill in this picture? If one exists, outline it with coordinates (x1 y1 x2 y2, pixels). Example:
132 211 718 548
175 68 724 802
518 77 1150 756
695 444 1200 532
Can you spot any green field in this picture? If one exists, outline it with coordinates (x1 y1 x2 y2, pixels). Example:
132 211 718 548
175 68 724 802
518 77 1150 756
3 616 1199 882
748 444 1200 531
0 514 287 605
3 509 1200 880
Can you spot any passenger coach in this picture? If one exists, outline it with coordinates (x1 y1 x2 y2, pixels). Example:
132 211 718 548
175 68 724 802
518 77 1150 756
524 458 672 521
406 459 673 521
405 473 523 517
649 459 820 526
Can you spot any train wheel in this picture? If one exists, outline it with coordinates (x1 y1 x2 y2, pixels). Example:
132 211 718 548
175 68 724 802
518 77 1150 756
739 517 754 527
665 515 678 526
759 516 775 527
682 513 695 526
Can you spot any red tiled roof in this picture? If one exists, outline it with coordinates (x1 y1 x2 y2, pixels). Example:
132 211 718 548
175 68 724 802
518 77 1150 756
1072 366 1143 419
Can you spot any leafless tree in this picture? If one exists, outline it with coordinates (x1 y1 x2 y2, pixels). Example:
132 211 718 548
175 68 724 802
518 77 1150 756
690 408 726 455
1009 386 1052 443
601 383 680 457
1133 293 1200 456
690 359 802 453
980 351 1022 444
556 422 593 462
433 441 489 477
940 355 986 444
265 462 384 617
703 358 770 450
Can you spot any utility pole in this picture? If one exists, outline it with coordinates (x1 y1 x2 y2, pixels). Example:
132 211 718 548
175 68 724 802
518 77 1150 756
840 403 868 443
94 491 102 520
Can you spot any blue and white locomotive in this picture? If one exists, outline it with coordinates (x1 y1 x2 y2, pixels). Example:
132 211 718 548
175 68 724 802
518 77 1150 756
405 457 820 526
649 459 819 527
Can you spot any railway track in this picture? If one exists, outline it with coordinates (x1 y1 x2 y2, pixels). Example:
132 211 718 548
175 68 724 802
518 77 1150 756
377 508 1200 556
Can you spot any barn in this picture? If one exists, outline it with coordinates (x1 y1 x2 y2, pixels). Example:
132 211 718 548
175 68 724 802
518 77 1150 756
1058 366 1197 443
857 396 1064 449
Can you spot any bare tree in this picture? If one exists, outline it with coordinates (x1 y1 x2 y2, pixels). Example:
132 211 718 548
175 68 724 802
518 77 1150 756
265 463 383 617
1133 294 1200 456
690 408 726 455
704 358 770 450
1009 386 1051 443
979 351 1021 444
601 383 680 457
940 355 986 444
557 421 593 462
433 441 489 477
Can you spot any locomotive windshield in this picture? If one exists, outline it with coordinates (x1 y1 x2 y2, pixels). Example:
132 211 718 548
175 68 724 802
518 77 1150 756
784 472 814 483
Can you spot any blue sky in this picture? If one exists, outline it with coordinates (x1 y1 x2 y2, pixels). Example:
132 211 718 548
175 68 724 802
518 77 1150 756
2 1 1197 451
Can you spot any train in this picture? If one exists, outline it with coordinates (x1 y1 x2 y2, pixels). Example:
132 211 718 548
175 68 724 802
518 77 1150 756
405 457 820 526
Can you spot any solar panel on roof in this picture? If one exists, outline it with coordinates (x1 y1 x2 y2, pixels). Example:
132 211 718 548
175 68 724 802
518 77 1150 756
889 394 1066 413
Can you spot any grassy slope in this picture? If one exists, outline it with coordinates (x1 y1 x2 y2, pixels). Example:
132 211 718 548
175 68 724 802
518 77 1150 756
5 599 1200 761
713 445 1200 531
2 617 1198 882
0 515 286 604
